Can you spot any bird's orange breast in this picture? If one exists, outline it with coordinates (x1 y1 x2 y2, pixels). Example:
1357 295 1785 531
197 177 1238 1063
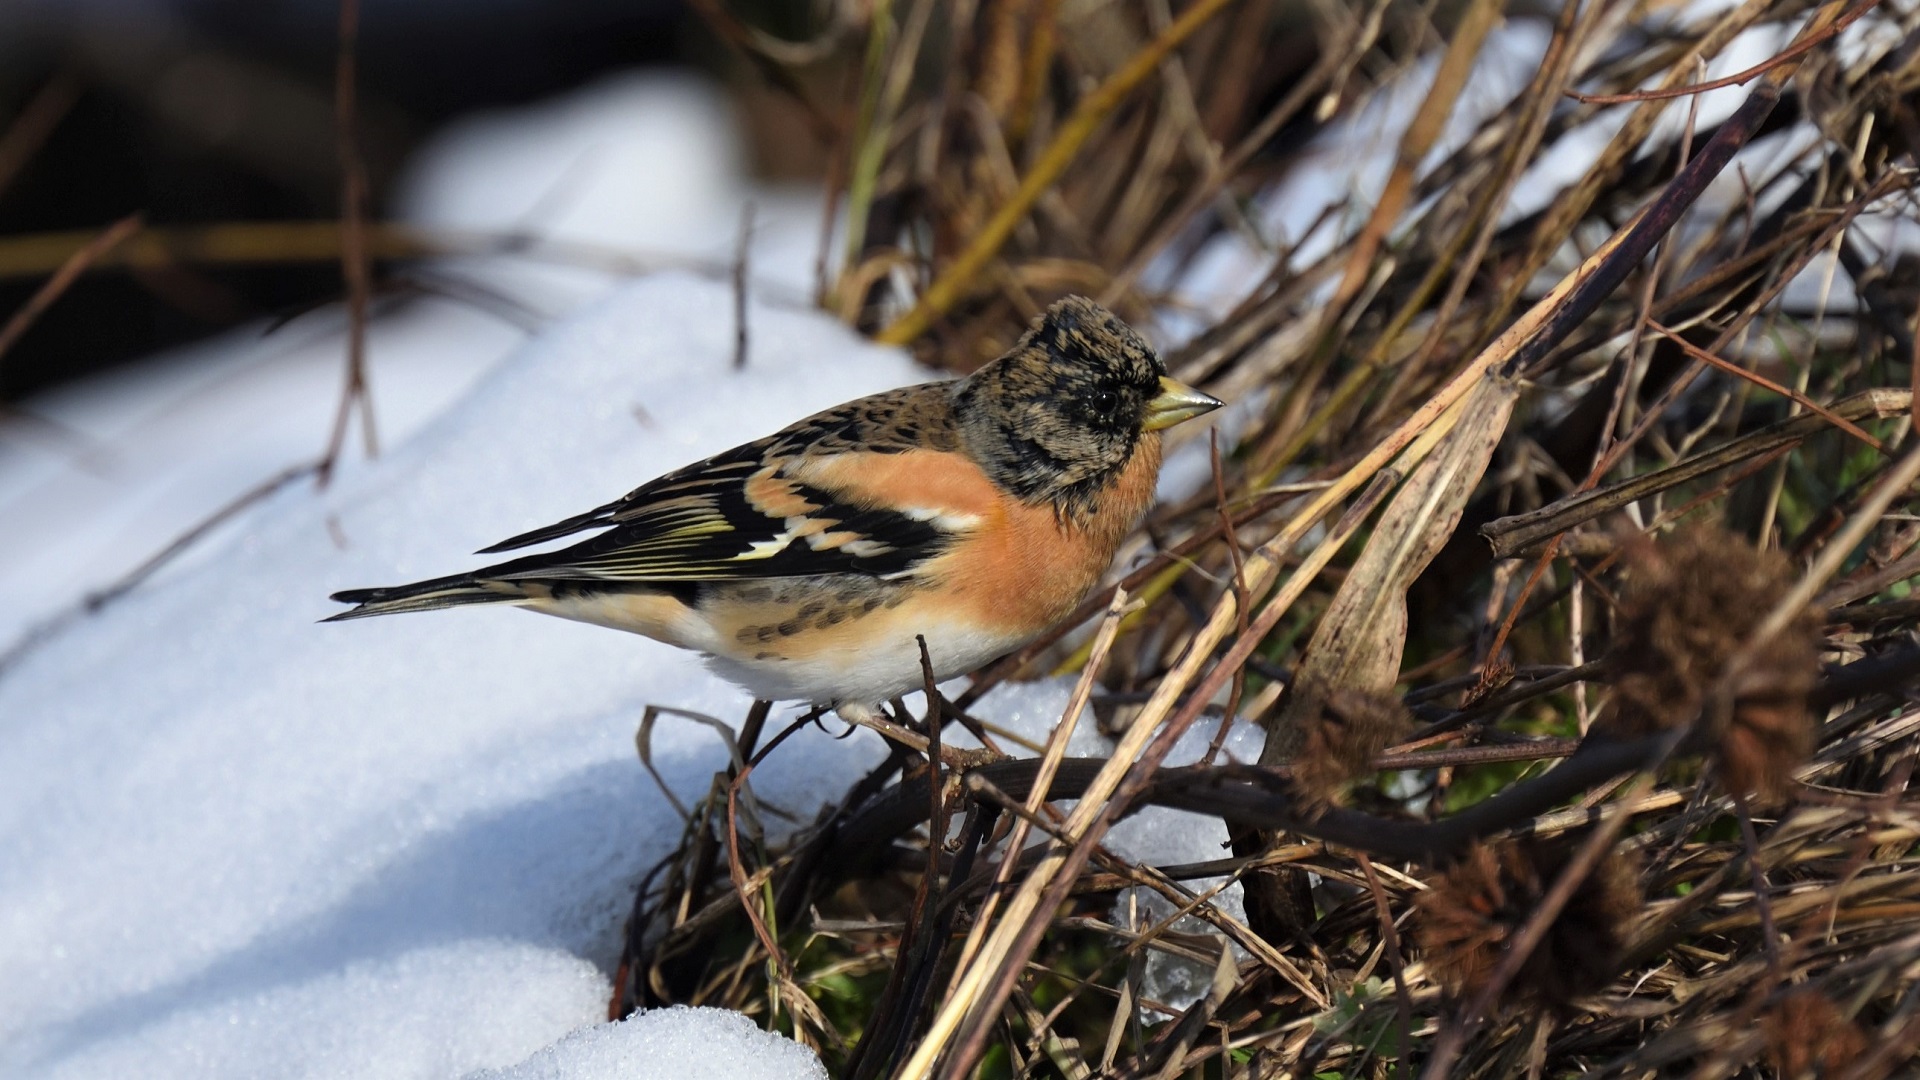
794 438 1162 638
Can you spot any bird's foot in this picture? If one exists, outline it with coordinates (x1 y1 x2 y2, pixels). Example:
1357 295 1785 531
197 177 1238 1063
834 700 928 753
834 700 1000 770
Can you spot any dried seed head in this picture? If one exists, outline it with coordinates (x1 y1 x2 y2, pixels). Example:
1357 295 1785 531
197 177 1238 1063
1414 835 1641 1011
1291 687 1413 810
1762 990 1868 1079
1599 525 1822 802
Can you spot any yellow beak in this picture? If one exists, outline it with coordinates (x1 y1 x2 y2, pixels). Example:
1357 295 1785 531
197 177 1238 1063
1143 376 1224 431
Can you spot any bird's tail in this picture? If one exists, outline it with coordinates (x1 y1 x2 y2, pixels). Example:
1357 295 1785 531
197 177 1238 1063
324 572 524 622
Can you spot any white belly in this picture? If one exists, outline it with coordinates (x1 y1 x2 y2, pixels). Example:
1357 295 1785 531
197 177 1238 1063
519 576 1048 712
702 618 1022 709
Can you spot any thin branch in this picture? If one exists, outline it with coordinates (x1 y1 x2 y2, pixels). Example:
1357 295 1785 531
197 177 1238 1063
0 214 142 370
0 68 82 202
1566 0 1883 104
319 0 377 486
1646 320 1884 450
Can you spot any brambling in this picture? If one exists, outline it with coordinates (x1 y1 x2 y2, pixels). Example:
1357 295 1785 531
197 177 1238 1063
327 297 1221 723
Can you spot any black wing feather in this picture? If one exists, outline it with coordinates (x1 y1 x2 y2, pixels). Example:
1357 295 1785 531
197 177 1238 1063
462 385 967 584
475 479 945 584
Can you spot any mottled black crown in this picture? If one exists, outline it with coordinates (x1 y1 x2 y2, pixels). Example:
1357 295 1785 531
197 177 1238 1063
1023 295 1166 387
953 296 1166 514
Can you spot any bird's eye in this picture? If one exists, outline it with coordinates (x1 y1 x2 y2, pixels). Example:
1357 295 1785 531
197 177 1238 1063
1090 389 1118 415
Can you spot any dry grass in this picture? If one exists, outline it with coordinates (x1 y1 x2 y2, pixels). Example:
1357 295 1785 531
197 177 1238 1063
609 0 1920 1076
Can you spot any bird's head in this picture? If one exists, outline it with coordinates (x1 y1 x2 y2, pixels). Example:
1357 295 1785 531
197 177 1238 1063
955 296 1222 513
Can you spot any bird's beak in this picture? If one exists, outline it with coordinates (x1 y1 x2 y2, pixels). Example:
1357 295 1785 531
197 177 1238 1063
1143 376 1224 431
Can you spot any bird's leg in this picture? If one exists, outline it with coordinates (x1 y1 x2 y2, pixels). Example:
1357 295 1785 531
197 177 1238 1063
836 701 930 755
888 696 922 737
837 700 995 771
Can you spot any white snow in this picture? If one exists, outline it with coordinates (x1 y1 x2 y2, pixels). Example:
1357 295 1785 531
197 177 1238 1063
394 71 826 311
1171 20 1552 318
0 297 517 656
0 276 902 1079
474 1007 829 1080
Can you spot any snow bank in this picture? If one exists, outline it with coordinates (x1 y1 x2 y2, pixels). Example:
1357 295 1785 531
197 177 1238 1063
0 298 517 655
0 275 908 1078
395 71 826 310
474 1007 827 1080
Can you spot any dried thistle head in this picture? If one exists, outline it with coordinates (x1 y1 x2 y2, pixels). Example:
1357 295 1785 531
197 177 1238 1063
1414 835 1641 1011
1291 686 1413 810
1599 524 1823 802
1762 990 1868 1079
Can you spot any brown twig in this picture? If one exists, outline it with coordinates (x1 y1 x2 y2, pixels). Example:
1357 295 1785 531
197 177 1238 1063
1565 0 1883 104
1480 389 1910 558
0 214 143 369
319 0 377 487
733 202 755 371
1646 320 1885 451
1357 852 1415 1080
0 69 82 202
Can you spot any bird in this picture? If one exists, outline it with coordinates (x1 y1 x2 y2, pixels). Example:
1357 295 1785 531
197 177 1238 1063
326 296 1222 725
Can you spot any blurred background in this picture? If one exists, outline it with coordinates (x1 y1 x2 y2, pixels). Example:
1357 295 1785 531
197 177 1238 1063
0 0 802 400
0 0 860 653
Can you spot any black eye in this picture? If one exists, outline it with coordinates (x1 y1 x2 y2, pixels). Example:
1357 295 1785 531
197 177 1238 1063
1090 389 1118 414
